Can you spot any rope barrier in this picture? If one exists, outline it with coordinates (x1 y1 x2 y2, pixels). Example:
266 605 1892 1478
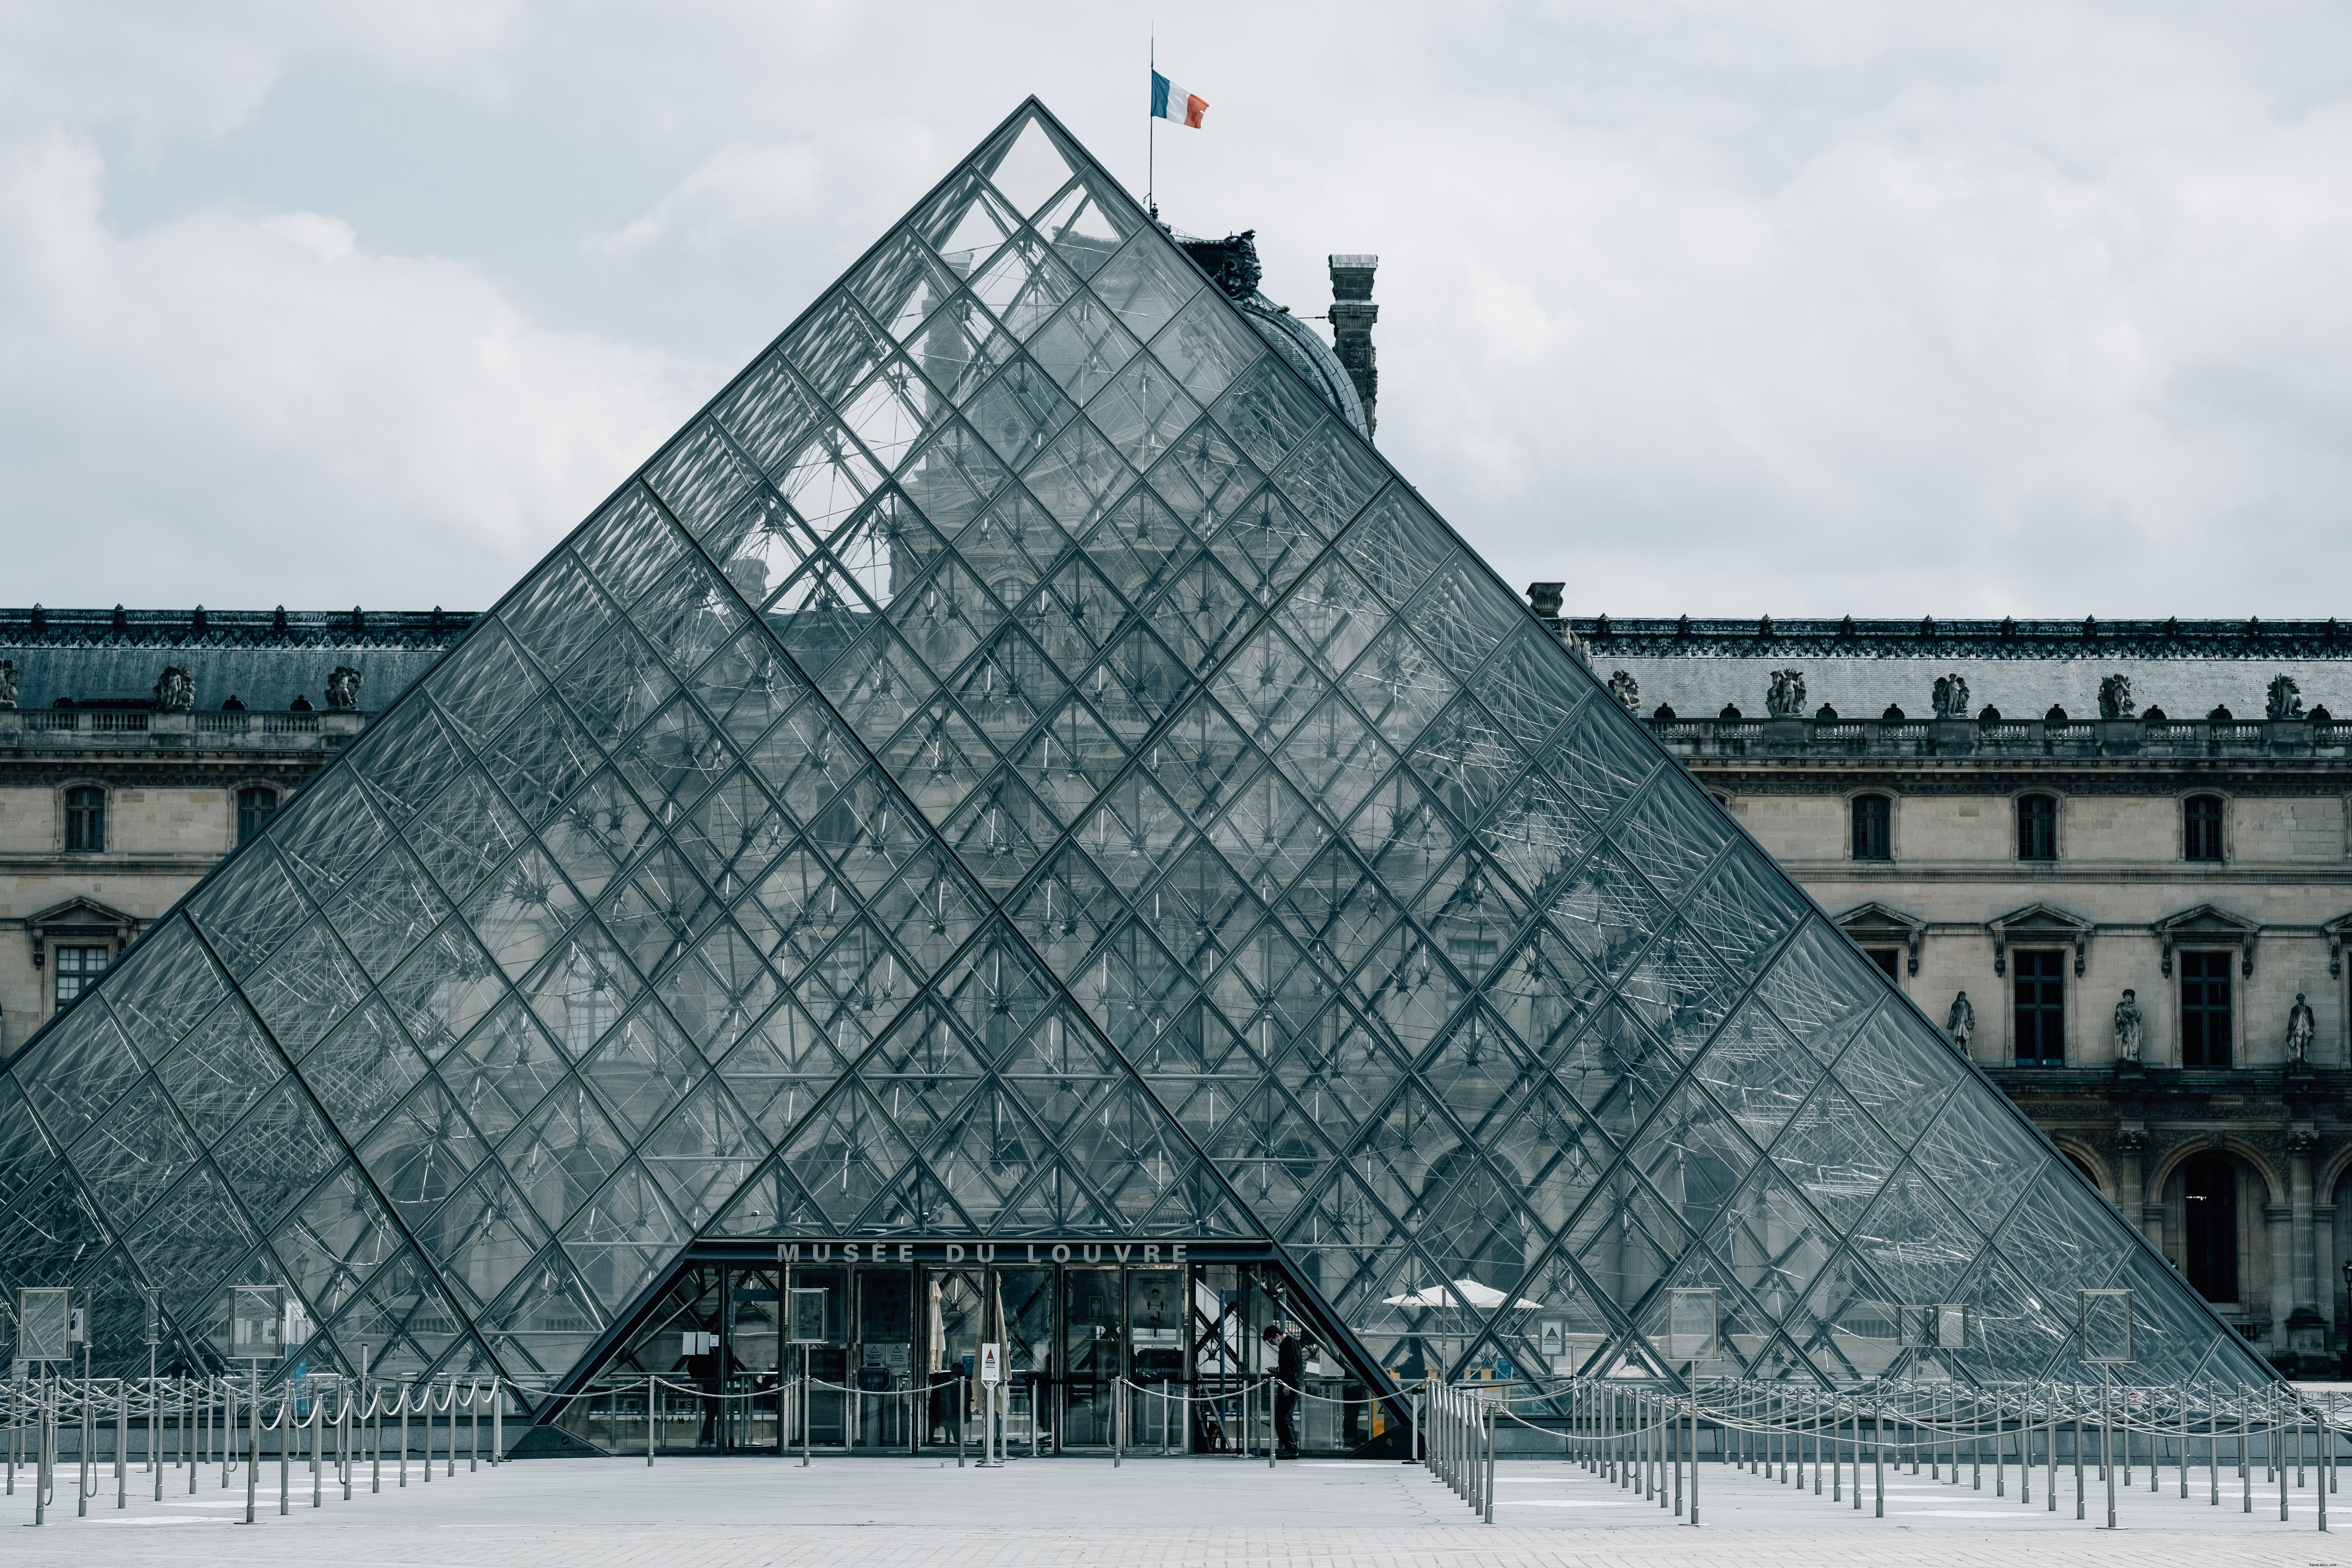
2 1373 504 1527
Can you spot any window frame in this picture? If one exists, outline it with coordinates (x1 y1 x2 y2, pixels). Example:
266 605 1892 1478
2011 947 2066 1067
2015 793 2059 862
236 784 282 846
61 784 106 854
2178 949 2234 1068
1850 793 1893 862
2182 793 2226 863
51 943 111 1010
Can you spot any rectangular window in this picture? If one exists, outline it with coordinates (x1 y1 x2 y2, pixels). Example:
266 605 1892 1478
2184 796 2224 862
237 787 280 845
63 787 105 853
53 946 109 1009
1867 948 1900 981
2180 951 2233 1067
1851 796 1891 861
2016 796 2057 861
2012 950 2064 1066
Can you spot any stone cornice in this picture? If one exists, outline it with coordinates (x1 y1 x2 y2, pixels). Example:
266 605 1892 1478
0 606 476 650
1560 614 2352 660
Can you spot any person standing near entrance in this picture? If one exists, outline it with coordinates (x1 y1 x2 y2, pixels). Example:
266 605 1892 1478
1263 1322 1303 1458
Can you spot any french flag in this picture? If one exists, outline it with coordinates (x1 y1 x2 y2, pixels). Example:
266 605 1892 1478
1151 70 1208 129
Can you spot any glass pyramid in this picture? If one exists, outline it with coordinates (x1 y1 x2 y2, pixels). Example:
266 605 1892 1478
0 101 2267 1404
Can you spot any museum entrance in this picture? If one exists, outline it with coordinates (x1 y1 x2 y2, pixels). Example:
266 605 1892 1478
548 1250 1393 1457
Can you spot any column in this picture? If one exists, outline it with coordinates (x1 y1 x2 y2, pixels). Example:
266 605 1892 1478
2265 1200 2294 1359
2288 1134 2324 1366
2115 1132 2145 1236
2316 1202 2339 1354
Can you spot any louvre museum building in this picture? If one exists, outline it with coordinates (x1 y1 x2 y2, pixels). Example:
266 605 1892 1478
0 102 2283 1456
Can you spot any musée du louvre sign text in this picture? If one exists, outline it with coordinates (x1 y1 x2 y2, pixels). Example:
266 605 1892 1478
775 1240 1196 1266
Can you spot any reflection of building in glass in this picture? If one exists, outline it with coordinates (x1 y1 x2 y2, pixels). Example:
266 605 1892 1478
0 101 2271 1451
1540 609 2352 1374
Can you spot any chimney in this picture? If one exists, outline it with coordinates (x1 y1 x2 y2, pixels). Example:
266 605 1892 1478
1327 254 1379 438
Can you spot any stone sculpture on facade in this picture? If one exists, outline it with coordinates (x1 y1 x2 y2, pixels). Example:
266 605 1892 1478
152 666 194 712
2268 674 2304 721
2098 674 2135 720
325 665 364 710
0 659 15 709
2286 992 2316 1063
2113 989 2144 1063
1607 670 1639 714
1765 668 1807 717
1945 991 1975 1054
1932 674 1971 720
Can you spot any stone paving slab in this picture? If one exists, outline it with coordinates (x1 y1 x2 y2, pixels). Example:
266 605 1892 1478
1 1455 2345 1567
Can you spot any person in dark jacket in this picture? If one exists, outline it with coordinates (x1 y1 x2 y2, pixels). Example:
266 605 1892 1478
1263 1322 1303 1457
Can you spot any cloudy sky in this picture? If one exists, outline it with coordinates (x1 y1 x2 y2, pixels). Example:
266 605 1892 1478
5 1 2349 618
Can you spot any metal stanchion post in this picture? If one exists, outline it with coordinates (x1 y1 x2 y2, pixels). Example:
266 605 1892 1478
958 1375 966 1468
1874 1398 1885 1519
243 1375 259 1525
493 1377 502 1466
2101 1373 2116 1529
647 1374 657 1467
399 1384 409 1489
1693 1392 1712 1523
1482 1401 1495 1526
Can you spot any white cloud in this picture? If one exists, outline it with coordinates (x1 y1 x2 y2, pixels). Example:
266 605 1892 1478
0 133 713 606
4 0 2352 617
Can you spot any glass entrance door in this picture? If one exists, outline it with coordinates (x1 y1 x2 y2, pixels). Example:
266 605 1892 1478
1127 1268 1183 1452
1060 1268 1120 1446
724 1268 782 1452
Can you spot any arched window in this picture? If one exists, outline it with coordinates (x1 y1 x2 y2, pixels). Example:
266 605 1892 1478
1850 794 1891 861
2182 1156 2239 1302
2016 794 2058 861
2184 795 2225 862
237 787 279 845
63 786 105 853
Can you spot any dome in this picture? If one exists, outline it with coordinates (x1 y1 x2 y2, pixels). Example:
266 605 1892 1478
1173 228 1370 441
1237 294 1369 439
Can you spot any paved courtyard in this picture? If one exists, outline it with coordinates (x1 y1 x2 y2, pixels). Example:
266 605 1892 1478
2 1450 2346 1567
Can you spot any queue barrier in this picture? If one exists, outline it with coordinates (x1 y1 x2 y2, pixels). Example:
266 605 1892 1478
5 1372 503 1526
1410 1374 2347 1532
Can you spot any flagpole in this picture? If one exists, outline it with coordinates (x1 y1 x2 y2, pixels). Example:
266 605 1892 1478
1148 26 1157 219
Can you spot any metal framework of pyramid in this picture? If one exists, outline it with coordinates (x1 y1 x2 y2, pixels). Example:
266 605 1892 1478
0 101 2269 1404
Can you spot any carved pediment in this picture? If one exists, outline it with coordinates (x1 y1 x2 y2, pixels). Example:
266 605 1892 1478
1989 902 2093 978
2154 903 2260 978
1836 902 1926 975
2323 911 2352 978
26 896 140 968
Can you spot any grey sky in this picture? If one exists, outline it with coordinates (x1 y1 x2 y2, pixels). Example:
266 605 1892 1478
3 1 2348 617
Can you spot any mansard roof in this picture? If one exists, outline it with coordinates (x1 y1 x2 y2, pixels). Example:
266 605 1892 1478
0 607 475 713
1555 615 2352 723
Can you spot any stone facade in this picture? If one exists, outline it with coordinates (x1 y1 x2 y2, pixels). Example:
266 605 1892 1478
0 606 468 1057
1544 609 2352 1373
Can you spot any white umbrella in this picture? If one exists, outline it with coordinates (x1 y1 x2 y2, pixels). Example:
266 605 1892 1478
1381 1278 1543 1311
